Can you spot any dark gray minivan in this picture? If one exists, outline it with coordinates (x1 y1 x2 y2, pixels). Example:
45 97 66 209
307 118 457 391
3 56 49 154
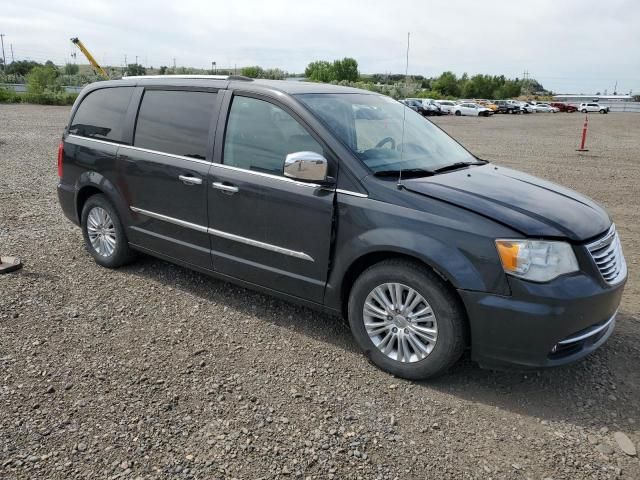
57 75 627 379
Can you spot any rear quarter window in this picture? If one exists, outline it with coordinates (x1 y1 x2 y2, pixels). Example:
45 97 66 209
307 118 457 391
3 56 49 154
69 87 134 143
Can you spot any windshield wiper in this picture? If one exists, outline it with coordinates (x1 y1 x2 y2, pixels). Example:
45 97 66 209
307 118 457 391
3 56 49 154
432 160 488 174
373 168 434 178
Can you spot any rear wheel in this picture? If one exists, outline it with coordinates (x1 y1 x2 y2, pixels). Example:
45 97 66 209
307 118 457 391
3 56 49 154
81 194 135 268
582 109 588 113
348 259 467 380
600 109 607 114
455 110 461 116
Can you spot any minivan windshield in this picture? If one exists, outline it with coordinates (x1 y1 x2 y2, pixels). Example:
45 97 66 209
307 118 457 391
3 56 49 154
297 93 477 175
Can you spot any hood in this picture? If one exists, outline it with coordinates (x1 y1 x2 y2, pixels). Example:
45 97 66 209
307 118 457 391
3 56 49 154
402 165 610 241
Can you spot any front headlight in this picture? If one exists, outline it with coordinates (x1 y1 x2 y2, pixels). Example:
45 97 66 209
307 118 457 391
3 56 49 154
495 239 579 282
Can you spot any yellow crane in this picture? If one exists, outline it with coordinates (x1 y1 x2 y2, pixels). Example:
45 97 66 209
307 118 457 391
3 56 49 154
70 37 108 78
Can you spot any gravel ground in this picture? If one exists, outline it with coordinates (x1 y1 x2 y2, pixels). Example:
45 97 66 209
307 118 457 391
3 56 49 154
1 104 639 479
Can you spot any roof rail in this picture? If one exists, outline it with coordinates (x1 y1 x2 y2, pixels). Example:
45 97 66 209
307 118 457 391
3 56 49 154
122 74 253 81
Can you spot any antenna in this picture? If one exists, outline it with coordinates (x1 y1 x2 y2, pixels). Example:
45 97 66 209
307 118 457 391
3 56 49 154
398 31 410 189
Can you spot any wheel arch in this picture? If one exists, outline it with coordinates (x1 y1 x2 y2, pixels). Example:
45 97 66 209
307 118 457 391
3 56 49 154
338 250 465 321
74 171 129 225
337 251 472 352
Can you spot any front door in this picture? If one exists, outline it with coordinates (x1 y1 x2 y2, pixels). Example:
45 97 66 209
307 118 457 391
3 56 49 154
118 88 219 267
207 94 335 303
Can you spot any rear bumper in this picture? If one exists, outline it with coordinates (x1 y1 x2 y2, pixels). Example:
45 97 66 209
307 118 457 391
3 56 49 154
57 182 79 225
459 273 625 369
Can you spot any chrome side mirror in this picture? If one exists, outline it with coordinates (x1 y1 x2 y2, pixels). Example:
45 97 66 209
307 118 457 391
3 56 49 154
283 151 328 182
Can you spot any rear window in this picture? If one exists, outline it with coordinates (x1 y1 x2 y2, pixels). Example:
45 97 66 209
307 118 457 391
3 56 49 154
70 87 134 143
134 90 217 160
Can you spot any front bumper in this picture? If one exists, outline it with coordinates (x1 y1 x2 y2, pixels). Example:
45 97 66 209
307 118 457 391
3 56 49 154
459 273 625 369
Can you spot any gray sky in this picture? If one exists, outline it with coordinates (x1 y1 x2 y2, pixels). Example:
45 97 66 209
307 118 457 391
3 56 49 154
4 0 639 93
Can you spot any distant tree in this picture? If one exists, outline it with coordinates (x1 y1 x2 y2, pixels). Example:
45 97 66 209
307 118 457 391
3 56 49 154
333 57 359 82
432 71 460 97
26 65 61 94
262 68 287 80
126 64 146 76
240 66 264 78
305 61 335 82
5 60 42 76
44 60 56 68
64 63 79 75
158 66 168 75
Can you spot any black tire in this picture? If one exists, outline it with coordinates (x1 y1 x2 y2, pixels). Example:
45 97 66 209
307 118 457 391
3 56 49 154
454 110 461 116
582 109 588 113
600 109 606 114
81 194 135 268
347 259 467 380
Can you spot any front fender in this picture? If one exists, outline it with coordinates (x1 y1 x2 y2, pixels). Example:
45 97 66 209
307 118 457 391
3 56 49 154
323 195 514 312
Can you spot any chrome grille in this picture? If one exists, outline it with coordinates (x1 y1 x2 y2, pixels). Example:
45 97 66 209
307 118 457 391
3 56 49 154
586 225 627 285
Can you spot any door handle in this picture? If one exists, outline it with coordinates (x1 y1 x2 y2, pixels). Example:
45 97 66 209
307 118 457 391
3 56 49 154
212 182 239 194
178 175 203 185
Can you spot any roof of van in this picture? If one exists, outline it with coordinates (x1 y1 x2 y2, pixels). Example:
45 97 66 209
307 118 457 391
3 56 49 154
91 75 375 96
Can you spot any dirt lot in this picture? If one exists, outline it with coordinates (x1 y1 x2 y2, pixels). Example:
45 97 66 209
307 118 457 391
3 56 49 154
1 105 639 479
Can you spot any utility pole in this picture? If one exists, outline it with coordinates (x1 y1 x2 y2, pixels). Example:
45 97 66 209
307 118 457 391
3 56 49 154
213 61 216 74
0 34 6 71
613 80 618 95
173 57 176 70
522 69 531 95
135 55 138 65
10 43 14 63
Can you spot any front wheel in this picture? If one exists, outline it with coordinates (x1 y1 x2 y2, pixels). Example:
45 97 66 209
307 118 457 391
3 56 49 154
582 109 588 113
348 259 467 380
600 109 607 114
81 194 136 268
454 110 461 116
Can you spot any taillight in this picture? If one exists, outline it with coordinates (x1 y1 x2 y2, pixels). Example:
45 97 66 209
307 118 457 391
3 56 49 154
57 142 64 178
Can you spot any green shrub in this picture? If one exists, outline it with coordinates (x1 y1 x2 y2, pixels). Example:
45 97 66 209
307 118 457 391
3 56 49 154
0 87 22 103
0 89 77 105
22 91 78 105
26 66 61 94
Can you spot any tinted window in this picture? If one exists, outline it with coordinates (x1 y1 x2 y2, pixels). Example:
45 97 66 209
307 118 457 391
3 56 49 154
223 96 323 175
134 90 217 159
70 87 134 143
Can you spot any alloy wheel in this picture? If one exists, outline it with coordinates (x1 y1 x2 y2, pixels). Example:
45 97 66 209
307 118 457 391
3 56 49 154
86 206 117 257
363 283 438 363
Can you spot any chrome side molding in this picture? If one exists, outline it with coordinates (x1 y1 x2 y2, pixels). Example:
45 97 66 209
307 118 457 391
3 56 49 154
129 206 314 262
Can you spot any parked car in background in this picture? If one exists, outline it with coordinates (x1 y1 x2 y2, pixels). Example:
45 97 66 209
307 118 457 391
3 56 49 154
453 102 493 117
493 100 520 114
519 102 536 113
407 98 442 116
476 100 498 112
57 76 626 379
435 100 456 114
550 102 578 113
535 103 560 113
579 103 609 114
401 99 425 115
